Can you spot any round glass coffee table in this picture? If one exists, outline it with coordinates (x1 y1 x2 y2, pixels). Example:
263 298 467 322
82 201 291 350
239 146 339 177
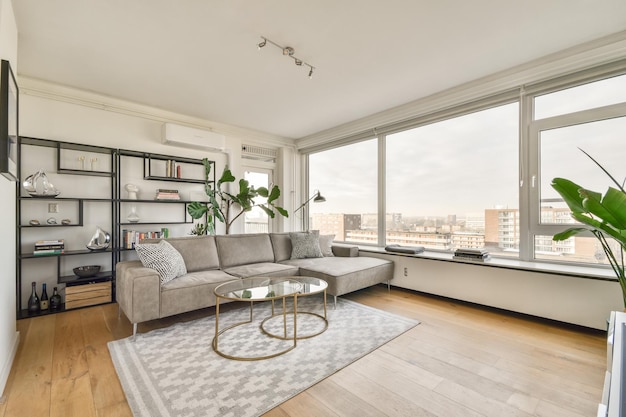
213 276 328 361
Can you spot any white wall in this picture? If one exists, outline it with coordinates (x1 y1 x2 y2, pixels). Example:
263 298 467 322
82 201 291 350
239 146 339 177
366 251 623 330
0 0 18 397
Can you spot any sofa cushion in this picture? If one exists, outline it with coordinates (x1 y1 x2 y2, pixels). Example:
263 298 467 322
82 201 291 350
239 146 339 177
160 269 236 317
216 234 275 268
140 235 220 272
289 231 323 259
281 256 394 297
319 234 335 257
135 240 187 284
223 262 299 279
270 233 292 262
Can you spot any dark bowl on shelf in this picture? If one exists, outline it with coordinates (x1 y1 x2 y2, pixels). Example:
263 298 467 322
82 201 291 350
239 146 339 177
73 265 101 278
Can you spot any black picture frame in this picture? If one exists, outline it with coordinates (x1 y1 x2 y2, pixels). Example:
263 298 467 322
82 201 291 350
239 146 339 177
0 59 18 181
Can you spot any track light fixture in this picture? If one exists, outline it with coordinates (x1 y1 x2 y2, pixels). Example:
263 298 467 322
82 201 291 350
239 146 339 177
258 36 315 79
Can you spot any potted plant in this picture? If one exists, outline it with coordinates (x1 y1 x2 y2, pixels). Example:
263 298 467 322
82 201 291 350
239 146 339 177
187 158 288 234
551 149 626 306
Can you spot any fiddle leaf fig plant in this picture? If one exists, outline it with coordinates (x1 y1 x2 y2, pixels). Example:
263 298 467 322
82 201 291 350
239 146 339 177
187 158 288 235
551 149 626 306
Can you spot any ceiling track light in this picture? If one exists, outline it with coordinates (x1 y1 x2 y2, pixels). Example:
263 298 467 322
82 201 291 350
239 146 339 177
258 36 315 79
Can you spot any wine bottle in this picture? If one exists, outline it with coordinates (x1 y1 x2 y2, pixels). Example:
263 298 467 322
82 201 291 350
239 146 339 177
50 287 62 310
40 283 49 310
27 282 40 314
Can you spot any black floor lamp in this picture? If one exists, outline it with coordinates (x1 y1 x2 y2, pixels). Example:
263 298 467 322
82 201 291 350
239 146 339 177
294 190 326 213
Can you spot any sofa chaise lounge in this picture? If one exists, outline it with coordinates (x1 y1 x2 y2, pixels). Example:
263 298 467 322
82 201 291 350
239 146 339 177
116 232 394 336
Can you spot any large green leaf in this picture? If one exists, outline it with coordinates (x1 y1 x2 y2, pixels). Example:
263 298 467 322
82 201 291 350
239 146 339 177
259 205 275 218
571 211 626 246
553 227 590 241
599 187 626 228
580 187 623 227
187 202 208 219
267 185 281 203
256 187 269 198
217 168 235 187
275 206 289 218
551 178 586 213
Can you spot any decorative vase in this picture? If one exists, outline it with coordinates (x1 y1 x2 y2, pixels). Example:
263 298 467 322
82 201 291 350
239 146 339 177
125 183 139 200
127 205 140 223
86 226 111 251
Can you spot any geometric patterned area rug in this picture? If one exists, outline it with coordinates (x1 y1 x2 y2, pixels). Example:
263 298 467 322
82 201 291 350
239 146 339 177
108 296 419 417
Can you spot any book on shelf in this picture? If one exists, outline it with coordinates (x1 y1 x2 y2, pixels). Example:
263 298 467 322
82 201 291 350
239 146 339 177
35 239 64 246
165 160 181 178
123 229 164 249
157 188 179 193
33 244 65 250
453 254 491 262
33 248 65 256
155 191 180 200
34 239 65 251
454 248 488 256
453 247 490 262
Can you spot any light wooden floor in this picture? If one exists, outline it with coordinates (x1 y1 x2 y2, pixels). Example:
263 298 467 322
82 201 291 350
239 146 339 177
0 286 607 417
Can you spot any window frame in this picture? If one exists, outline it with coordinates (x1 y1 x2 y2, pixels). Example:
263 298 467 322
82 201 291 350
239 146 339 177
526 88 626 263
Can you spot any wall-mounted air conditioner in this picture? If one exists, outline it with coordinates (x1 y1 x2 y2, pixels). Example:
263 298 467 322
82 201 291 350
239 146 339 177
162 123 226 151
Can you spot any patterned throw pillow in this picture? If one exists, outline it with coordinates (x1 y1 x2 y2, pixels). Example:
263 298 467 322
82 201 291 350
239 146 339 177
319 234 335 257
135 240 187 285
289 231 323 259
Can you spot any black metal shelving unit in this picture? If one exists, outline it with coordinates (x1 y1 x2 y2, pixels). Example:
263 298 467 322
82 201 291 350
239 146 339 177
16 139 215 319
17 137 117 319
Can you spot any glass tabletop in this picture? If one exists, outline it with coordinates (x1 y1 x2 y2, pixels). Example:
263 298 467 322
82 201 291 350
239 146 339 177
214 276 327 301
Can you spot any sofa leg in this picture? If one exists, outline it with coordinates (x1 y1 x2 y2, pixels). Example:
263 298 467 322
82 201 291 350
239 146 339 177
387 280 391 292
334 295 337 309
132 323 138 341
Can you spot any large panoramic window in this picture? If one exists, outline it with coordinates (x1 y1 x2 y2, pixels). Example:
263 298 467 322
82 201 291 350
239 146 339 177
386 102 519 254
305 66 626 273
308 139 378 243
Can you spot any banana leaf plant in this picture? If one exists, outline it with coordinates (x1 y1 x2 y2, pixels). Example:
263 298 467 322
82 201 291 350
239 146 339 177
551 149 626 306
187 158 288 235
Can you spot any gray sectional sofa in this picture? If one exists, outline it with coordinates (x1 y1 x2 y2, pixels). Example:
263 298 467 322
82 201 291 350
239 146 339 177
116 233 394 336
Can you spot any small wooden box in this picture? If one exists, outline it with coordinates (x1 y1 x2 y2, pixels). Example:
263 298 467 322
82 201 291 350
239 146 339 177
65 281 112 309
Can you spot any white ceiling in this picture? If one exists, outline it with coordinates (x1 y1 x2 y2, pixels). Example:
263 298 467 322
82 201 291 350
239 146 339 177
12 1 626 139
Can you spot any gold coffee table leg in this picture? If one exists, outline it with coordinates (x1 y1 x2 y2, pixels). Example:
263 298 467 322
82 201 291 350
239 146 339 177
212 295 297 361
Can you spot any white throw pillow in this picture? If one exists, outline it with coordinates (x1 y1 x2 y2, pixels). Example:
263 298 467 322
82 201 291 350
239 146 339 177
319 234 335 257
135 240 187 285
289 231 323 259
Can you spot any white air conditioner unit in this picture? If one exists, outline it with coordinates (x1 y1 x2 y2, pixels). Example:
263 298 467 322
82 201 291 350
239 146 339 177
162 123 226 151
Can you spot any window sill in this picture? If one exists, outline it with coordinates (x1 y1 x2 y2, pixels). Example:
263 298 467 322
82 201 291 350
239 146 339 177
358 246 617 282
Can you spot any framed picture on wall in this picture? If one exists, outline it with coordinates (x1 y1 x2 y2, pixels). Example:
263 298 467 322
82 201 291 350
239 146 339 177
0 59 18 181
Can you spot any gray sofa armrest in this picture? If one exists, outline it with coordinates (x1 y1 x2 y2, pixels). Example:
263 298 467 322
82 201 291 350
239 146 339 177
116 260 161 324
332 244 359 257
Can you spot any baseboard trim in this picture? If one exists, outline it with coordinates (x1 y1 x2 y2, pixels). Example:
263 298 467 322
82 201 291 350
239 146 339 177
0 330 20 398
